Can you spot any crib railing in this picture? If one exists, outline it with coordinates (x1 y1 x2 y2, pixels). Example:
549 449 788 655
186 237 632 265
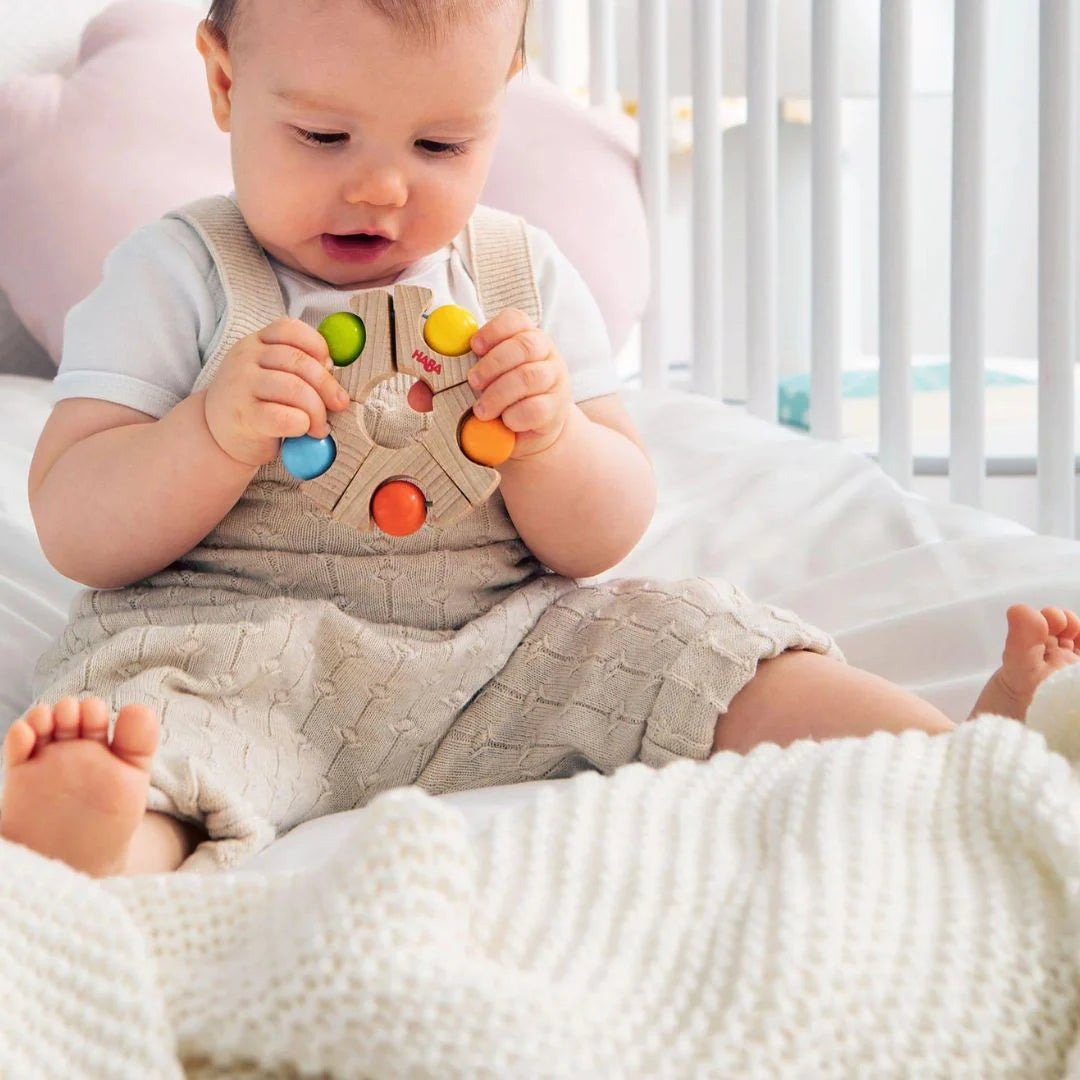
530 0 1077 539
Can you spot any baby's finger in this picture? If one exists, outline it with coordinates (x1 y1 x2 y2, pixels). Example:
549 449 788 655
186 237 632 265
259 345 351 415
249 401 313 440
258 317 332 364
252 368 332 438
473 359 557 421
469 329 552 394
500 393 558 434
469 308 536 358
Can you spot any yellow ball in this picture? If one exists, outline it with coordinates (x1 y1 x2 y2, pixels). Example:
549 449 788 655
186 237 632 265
460 414 516 466
424 305 478 357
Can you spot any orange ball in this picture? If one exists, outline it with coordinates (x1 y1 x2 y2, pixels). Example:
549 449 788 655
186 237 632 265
371 480 427 536
460 413 516 466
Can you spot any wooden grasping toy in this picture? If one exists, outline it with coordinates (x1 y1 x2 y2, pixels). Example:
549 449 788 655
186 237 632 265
280 285 516 537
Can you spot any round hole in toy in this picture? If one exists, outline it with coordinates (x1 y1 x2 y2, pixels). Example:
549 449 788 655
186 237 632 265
362 374 432 449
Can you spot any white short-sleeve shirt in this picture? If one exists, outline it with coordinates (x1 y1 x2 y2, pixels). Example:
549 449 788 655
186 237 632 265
53 201 620 419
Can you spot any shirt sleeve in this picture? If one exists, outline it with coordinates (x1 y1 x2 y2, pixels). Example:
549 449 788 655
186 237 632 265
53 217 224 419
527 224 622 403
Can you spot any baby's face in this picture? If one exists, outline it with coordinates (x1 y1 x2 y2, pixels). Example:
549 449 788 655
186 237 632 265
197 0 523 288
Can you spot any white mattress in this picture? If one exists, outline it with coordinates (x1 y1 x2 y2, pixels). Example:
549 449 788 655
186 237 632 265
4 373 1080 871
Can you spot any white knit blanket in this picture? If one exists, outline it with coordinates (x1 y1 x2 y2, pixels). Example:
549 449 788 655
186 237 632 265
5 669 1080 1079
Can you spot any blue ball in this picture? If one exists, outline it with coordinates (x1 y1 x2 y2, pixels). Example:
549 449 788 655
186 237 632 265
282 433 337 480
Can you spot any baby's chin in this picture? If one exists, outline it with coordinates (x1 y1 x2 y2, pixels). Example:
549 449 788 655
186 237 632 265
318 264 402 289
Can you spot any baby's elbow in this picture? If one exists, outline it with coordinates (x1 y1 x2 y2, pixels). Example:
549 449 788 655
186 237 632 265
561 551 633 580
31 501 115 590
36 536 110 590
558 525 653 580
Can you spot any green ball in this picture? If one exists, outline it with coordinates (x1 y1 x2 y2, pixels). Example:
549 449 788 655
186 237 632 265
318 311 366 366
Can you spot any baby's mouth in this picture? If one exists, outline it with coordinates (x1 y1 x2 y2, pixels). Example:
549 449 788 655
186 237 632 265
321 232 393 262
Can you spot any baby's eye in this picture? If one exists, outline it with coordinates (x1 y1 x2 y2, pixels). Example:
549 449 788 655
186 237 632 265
416 140 468 157
295 127 348 146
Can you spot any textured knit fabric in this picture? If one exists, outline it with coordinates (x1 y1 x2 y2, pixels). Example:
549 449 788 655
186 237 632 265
27 196 839 869
5 683 1080 1077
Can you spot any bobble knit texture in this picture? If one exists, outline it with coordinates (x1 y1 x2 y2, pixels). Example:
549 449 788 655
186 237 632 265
19 196 837 869
4 669 1080 1077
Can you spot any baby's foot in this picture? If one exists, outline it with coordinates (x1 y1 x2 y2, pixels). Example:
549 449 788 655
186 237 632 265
0 696 159 876
969 604 1080 721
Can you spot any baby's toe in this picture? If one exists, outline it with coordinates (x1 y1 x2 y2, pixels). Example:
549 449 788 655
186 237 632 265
2 718 38 767
1041 606 1069 638
22 701 58 750
78 698 111 743
1004 604 1051 663
1060 609 1080 649
110 704 159 772
53 696 84 741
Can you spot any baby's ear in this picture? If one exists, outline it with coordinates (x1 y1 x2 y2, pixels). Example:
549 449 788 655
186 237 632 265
195 20 235 133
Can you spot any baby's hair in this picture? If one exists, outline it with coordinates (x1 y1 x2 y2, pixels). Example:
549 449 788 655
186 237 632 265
205 0 529 63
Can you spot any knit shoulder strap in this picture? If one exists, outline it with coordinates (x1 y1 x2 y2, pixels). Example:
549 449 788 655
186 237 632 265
465 204 542 327
167 196 287 391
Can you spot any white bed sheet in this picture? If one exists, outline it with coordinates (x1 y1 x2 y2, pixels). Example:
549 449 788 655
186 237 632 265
3 373 1080 870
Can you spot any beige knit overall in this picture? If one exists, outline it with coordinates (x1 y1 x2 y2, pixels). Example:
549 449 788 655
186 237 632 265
28 196 841 869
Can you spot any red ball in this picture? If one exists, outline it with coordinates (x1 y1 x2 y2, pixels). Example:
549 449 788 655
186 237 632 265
371 480 427 536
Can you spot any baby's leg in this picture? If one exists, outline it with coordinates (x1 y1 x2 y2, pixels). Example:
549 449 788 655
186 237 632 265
0 697 202 876
123 809 205 874
712 650 953 754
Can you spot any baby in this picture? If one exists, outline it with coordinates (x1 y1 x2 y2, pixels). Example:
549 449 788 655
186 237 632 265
2 0 1078 878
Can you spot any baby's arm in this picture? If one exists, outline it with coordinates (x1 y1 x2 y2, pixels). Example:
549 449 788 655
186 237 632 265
467 307 655 579
30 318 346 589
499 395 656 578
30 393 259 589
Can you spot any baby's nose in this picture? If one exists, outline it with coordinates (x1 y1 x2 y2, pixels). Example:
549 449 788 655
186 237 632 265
342 165 407 208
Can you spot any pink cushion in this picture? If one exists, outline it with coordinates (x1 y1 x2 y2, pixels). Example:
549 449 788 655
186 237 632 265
484 74 648 358
0 0 647 364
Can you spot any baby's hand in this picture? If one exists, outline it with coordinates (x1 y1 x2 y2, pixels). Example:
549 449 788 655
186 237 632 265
204 318 351 467
467 309 572 460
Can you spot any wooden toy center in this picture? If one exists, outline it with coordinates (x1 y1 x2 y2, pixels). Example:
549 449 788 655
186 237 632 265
281 285 515 537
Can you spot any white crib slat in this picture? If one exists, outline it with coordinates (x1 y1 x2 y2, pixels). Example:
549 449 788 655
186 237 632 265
747 0 779 420
539 0 576 94
1037 0 1076 538
589 0 618 108
692 0 723 399
949 0 988 508
639 0 668 390
878 0 914 488
811 0 843 441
